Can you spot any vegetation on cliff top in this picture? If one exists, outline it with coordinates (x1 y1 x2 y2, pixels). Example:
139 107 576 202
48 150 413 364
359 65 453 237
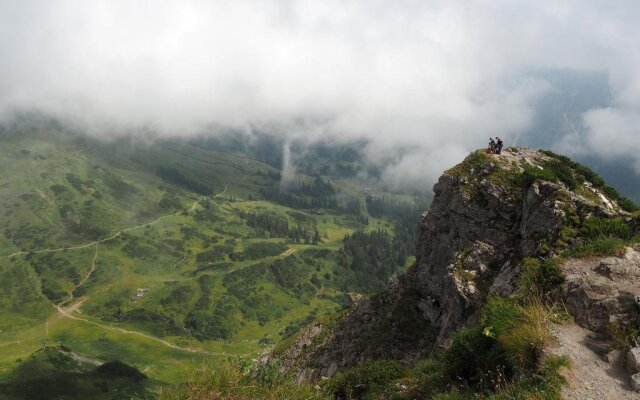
448 148 637 213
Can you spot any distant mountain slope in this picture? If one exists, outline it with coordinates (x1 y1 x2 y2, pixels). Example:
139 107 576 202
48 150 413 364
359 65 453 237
0 128 423 386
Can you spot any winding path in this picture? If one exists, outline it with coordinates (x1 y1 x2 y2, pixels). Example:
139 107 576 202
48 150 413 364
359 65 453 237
4 199 201 259
3 185 236 356
54 301 216 355
550 323 636 399
57 244 99 308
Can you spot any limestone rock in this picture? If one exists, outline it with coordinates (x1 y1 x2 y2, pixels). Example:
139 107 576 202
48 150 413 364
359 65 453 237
606 349 624 368
561 251 640 333
631 373 640 391
628 348 640 374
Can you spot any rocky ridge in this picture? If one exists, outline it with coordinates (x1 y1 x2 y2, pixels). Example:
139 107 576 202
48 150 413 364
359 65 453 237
273 147 640 393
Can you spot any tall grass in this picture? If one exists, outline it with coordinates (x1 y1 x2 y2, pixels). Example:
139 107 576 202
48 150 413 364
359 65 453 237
483 298 553 373
157 360 329 400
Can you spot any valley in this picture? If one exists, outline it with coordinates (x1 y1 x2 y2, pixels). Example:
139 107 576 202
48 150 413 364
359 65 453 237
0 129 423 388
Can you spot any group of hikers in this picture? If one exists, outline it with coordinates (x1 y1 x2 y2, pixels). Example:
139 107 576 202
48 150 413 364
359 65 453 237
487 137 504 154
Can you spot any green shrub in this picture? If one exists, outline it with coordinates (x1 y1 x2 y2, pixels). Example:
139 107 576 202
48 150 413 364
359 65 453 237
568 237 627 258
93 360 146 382
229 242 289 261
442 326 508 388
325 360 408 400
540 149 638 211
515 165 557 189
546 160 578 189
448 150 491 177
602 186 638 212
518 258 564 297
565 216 640 258
49 184 68 195
485 355 569 400
516 159 578 189
580 217 633 240
467 150 491 166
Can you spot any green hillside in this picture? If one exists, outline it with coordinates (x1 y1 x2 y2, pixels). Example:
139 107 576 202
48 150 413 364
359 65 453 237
0 129 423 393
0 346 151 400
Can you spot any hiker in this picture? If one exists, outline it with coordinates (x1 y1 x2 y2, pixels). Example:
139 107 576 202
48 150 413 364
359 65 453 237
496 137 503 154
487 138 496 154
430 296 440 307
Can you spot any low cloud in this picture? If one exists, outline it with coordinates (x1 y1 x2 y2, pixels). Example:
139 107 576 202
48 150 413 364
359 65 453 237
1 0 639 189
582 108 640 172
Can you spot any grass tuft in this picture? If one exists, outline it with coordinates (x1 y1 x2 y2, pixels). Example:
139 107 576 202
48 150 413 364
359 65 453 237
157 359 329 400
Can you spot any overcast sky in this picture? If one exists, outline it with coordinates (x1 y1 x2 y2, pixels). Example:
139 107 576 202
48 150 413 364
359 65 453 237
1 0 639 187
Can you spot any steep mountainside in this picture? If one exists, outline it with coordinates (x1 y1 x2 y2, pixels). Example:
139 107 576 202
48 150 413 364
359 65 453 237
275 147 640 395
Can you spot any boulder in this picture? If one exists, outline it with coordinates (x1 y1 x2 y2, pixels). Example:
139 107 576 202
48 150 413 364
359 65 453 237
606 349 624 368
631 373 640 391
627 347 640 374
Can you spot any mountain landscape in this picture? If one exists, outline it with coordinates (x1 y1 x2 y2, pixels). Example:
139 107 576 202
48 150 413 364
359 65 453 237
263 147 640 399
0 127 424 398
2 2 640 399
1 125 639 399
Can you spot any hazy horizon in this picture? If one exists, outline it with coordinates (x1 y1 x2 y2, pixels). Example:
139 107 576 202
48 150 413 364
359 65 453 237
1 0 639 190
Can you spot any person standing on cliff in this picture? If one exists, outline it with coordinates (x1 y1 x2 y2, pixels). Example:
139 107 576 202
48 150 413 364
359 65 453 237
488 138 496 154
496 137 503 154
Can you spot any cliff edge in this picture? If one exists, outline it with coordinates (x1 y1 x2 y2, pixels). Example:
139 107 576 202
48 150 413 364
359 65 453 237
272 147 640 398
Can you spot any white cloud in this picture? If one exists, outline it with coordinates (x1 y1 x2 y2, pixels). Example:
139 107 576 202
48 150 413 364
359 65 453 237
583 107 640 171
1 0 639 187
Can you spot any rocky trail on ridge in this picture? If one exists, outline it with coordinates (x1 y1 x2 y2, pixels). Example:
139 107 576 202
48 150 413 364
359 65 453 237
551 322 637 399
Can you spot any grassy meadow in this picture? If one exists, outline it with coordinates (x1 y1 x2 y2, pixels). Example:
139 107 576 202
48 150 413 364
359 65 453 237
0 130 421 394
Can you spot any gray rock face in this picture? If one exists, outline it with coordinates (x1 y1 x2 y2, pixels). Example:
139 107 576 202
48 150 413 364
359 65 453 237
520 181 565 255
631 373 640 391
628 348 640 374
277 148 631 380
561 249 640 333
607 349 624 368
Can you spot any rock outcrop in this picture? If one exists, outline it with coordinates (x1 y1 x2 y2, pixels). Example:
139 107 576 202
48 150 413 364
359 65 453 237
275 147 635 382
562 249 640 334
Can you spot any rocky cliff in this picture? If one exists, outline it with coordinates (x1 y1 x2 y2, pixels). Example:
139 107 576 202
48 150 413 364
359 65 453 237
274 147 640 387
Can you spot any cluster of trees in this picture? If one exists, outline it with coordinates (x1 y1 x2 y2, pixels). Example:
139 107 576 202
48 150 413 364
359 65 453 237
241 211 321 244
196 245 234 263
339 229 407 291
229 242 288 261
156 166 213 195
260 176 339 209
342 198 370 225
185 274 240 340
366 196 424 259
